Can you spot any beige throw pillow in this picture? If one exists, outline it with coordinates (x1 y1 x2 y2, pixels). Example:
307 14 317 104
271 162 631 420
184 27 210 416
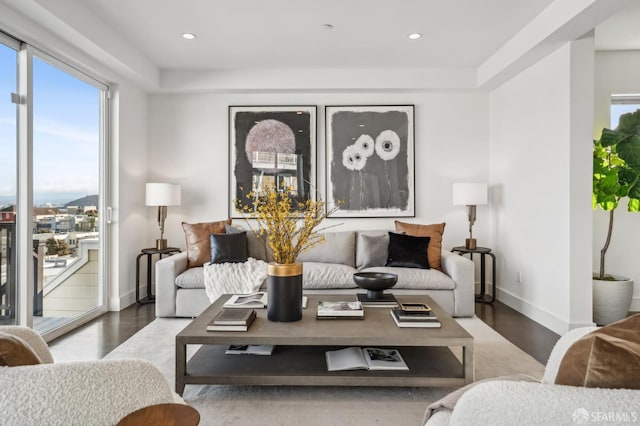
182 219 231 268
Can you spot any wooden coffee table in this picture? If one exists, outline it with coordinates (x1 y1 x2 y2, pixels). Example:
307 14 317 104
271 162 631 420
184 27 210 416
175 294 473 395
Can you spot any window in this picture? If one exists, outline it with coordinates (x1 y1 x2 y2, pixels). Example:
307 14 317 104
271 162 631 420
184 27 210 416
611 95 640 128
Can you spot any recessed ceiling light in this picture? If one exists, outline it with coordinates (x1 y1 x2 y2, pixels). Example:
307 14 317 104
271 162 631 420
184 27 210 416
182 33 197 40
321 24 334 30
408 33 422 40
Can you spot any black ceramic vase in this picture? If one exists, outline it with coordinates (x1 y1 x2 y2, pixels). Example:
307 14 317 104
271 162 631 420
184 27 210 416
267 263 303 322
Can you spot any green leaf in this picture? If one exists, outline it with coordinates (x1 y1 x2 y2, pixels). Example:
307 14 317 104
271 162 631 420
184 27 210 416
616 110 640 135
599 128 619 147
618 166 637 186
617 134 640 168
599 197 618 211
628 181 640 200
628 198 640 212
599 172 620 195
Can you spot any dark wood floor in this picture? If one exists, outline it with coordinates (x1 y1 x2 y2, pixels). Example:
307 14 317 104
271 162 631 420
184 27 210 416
49 300 561 364
475 302 559 364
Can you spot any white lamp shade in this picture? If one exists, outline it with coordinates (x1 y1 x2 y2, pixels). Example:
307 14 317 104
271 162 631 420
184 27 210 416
452 182 488 206
145 183 181 206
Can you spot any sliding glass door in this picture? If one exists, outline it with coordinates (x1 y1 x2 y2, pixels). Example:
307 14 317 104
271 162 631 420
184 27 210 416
31 53 108 338
0 33 109 339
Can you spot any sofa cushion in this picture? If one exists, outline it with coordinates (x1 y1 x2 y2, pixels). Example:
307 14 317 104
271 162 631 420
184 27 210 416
360 266 455 290
209 232 248 264
296 231 356 267
386 232 430 269
356 232 389 269
395 221 445 271
175 267 205 289
555 314 640 389
182 219 231 268
302 262 358 289
0 332 43 367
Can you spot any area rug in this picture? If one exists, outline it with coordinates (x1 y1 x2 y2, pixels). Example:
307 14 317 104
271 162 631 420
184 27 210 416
104 317 544 426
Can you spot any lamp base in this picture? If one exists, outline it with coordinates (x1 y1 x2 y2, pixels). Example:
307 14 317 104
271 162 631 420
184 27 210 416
465 238 477 250
155 239 168 250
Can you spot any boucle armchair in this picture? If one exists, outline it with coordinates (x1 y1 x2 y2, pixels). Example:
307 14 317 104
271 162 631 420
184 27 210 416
0 326 183 426
425 326 640 426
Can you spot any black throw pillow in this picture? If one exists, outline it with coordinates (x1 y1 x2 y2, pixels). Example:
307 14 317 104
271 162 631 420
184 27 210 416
386 232 430 269
209 232 248 264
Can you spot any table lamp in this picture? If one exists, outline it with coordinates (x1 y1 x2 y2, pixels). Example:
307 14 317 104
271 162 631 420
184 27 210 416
452 182 488 250
146 183 181 250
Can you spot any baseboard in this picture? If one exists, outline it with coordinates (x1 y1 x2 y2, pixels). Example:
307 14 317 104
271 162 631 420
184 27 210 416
109 288 137 312
631 296 640 312
496 288 594 335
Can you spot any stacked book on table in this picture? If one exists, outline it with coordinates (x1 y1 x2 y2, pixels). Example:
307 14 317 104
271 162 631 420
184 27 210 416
356 293 398 308
207 308 256 331
390 303 441 328
316 300 364 320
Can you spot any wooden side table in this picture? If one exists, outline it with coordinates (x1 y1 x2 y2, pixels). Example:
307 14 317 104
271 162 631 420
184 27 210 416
117 403 200 426
136 247 181 304
452 246 496 304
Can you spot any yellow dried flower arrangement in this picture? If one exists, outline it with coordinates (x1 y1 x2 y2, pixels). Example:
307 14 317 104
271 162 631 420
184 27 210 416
236 182 337 264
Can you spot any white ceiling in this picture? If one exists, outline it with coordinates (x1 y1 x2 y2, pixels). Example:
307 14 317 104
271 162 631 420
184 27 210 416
3 0 639 91
595 3 640 51
79 0 559 70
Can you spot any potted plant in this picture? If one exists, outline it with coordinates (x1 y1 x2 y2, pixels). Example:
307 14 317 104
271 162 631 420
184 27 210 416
592 109 640 324
237 182 336 322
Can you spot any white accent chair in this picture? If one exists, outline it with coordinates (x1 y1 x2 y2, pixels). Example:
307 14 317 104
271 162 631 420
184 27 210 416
425 326 640 425
0 326 184 426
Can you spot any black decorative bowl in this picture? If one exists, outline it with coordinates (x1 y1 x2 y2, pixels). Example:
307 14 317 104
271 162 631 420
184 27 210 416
353 272 398 300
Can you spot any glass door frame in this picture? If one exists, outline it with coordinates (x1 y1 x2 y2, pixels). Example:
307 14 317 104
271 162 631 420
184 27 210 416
0 32 20 326
13 41 111 341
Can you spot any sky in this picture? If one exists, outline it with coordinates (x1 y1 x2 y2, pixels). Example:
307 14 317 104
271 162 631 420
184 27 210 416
0 42 100 206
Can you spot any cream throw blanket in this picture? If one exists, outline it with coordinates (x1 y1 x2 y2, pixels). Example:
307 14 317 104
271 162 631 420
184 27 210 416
203 257 268 303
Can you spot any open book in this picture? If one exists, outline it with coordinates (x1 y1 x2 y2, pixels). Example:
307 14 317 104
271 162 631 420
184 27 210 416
225 344 275 355
224 292 308 309
223 292 268 308
325 347 409 371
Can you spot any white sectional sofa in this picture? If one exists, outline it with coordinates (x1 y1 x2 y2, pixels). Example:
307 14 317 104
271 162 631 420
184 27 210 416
155 230 474 318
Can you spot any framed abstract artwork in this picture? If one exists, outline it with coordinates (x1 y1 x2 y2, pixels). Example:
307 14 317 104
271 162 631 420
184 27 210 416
229 105 317 217
325 105 415 217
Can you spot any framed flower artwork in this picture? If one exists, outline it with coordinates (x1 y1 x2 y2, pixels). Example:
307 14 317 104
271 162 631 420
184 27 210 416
325 105 415 217
228 105 317 218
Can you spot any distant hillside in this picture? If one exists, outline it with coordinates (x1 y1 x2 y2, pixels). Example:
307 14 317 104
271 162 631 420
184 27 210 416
65 195 98 207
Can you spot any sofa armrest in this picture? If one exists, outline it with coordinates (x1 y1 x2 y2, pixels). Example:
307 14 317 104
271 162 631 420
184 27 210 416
155 251 188 317
448 380 640 426
0 359 182 425
440 250 474 317
0 326 54 363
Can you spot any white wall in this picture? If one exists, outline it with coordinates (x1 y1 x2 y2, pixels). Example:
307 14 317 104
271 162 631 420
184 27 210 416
109 81 149 309
489 38 594 334
147 92 490 255
594 50 640 311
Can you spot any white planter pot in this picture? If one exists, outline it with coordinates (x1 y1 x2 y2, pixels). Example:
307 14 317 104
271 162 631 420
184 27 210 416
592 275 633 326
